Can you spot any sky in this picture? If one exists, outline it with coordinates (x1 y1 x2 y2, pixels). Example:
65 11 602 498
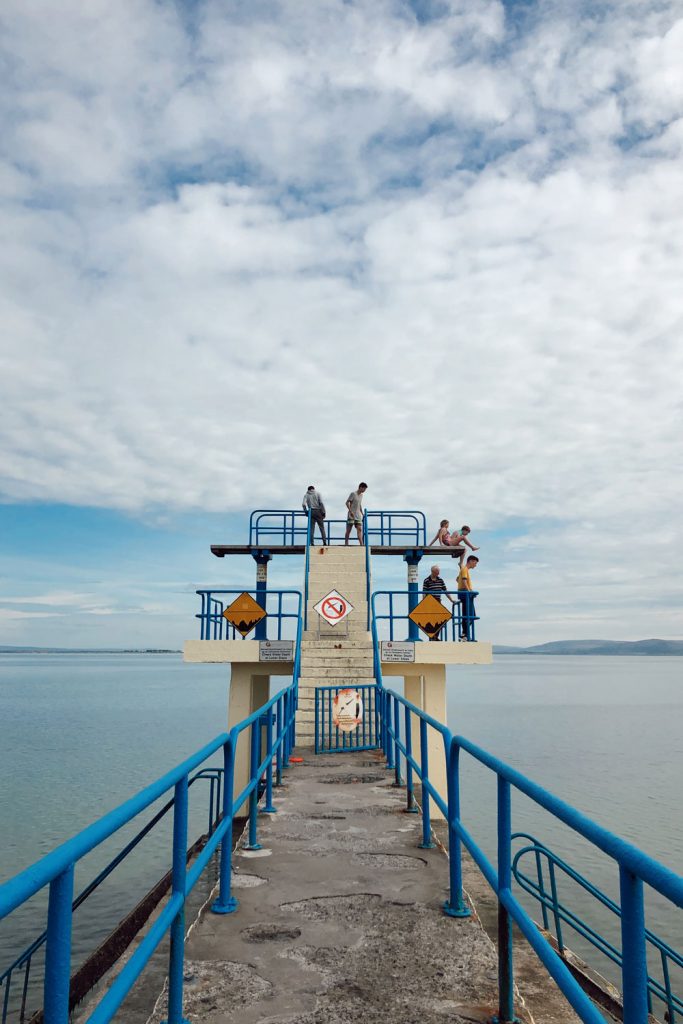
1 0 682 648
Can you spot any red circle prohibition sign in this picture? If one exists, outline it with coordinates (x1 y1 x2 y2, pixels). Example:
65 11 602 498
321 596 347 620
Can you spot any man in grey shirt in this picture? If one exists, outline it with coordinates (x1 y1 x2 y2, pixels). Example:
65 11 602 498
302 485 327 545
344 482 368 545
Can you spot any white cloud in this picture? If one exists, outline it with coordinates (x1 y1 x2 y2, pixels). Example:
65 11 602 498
1 0 682 642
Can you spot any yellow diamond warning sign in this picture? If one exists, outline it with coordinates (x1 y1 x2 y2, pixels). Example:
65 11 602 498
223 592 266 638
408 594 451 640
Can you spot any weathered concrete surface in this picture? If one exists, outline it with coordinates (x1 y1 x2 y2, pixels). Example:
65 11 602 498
158 750 504 1024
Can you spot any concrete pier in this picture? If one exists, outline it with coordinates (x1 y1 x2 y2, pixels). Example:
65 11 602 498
148 751 580 1024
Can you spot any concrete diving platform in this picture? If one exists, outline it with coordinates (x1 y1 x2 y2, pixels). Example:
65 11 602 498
153 752 578 1024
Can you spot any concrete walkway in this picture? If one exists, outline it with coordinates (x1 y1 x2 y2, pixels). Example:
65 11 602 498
153 749 509 1024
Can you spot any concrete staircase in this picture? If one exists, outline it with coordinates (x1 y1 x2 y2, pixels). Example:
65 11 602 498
296 545 375 746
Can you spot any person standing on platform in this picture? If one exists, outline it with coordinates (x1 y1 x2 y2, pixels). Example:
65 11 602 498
302 485 327 545
422 564 456 640
344 482 368 545
457 555 479 640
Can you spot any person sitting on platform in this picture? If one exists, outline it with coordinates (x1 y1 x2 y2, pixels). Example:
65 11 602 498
457 555 479 641
302 485 327 545
422 564 456 640
344 482 367 545
428 520 479 566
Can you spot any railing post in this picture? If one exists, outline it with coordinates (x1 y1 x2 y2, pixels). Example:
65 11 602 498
212 739 238 914
167 776 189 1024
246 723 261 850
384 692 395 770
496 777 516 1023
418 718 435 849
43 865 74 1024
275 695 284 786
393 698 402 786
404 705 418 813
619 867 648 1024
262 711 276 813
444 739 470 917
304 508 311 630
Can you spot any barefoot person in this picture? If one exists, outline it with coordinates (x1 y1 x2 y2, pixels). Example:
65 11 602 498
429 521 479 565
344 482 368 545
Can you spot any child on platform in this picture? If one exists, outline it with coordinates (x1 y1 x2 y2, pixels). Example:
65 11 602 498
428 521 479 566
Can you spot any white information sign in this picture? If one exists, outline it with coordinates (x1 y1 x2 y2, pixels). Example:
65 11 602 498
313 589 354 627
256 564 268 582
259 640 294 662
407 565 419 584
381 641 416 663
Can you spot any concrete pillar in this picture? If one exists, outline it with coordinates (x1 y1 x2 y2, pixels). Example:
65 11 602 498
228 666 270 815
404 674 423 769
403 666 447 820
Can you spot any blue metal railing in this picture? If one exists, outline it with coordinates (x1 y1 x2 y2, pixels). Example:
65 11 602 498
249 510 308 546
376 685 683 1022
512 832 683 1021
371 589 479 643
303 508 311 631
0 770 222 1024
370 604 682 1023
0 605 303 1024
314 684 379 754
249 508 427 547
196 588 301 640
363 510 426 546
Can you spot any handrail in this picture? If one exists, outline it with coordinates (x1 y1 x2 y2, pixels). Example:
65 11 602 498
0 770 222 1024
371 588 480 641
249 508 428 547
364 510 426 546
370 598 682 1023
195 587 301 641
304 508 311 631
512 833 683 1020
0 604 303 1024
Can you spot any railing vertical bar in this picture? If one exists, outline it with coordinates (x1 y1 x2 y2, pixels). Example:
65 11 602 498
166 776 189 1024
404 705 415 811
247 724 261 850
419 718 434 849
497 777 515 1023
43 865 74 1024
619 867 648 1024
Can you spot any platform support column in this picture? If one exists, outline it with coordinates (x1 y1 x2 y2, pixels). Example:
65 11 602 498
403 668 447 820
403 549 424 641
252 552 272 640
228 666 270 814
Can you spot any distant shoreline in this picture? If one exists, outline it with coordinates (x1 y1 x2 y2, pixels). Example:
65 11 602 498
2 639 682 656
0 648 182 655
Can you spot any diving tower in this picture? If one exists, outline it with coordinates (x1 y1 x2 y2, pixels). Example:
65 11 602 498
184 508 492 809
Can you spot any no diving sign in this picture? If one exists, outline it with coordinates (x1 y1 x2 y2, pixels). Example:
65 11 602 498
313 589 354 627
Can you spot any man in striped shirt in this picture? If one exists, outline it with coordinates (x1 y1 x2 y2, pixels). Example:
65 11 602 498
422 564 456 640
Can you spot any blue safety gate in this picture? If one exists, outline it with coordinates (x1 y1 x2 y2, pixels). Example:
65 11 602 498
314 684 379 754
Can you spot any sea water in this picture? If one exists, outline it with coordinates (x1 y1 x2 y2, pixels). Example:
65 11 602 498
0 653 681 1003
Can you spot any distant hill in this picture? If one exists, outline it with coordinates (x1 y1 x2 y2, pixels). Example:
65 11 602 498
0 646 181 654
493 639 683 656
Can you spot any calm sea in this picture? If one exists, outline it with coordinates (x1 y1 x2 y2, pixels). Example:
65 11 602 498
0 653 681 1005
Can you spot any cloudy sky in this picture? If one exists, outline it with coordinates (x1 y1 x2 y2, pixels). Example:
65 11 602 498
1 0 682 648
